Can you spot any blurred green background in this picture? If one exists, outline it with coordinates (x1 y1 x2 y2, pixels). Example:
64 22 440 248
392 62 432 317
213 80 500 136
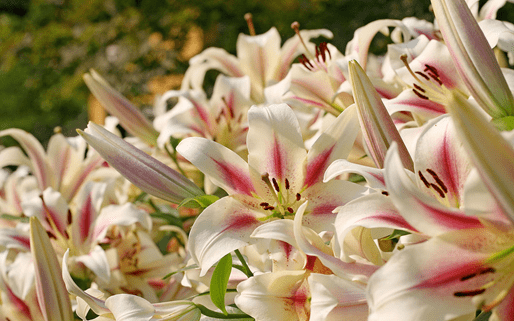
0 0 512 146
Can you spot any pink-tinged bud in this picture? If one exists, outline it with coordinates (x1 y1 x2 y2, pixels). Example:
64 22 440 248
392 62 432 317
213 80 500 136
348 60 414 171
84 70 159 146
30 217 74 321
79 122 204 204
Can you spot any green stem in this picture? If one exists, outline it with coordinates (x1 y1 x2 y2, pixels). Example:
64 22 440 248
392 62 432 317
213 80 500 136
164 144 187 176
196 304 252 319
234 249 253 277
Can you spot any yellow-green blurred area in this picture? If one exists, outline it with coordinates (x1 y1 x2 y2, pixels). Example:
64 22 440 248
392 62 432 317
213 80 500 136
0 0 512 146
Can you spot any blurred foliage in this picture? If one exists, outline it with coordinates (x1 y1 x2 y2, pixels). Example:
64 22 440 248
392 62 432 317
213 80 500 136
1 0 513 146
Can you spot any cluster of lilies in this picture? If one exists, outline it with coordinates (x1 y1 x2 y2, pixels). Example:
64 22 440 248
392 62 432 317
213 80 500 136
2 0 514 319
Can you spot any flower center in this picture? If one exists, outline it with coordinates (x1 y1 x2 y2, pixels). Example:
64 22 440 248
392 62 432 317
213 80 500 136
258 173 304 220
400 54 452 105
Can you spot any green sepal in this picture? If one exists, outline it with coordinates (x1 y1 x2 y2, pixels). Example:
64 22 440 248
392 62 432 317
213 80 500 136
491 116 514 131
179 194 220 209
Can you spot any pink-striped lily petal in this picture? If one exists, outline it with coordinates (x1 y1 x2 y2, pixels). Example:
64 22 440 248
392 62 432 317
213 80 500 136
79 122 204 204
324 159 386 189
235 270 310 321
294 202 379 281
62 250 110 315
182 47 244 91
348 60 414 170
304 105 359 188
367 228 500 320
479 0 509 20
308 273 368 321
333 193 419 264
346 19 411 70
92 203 152 242
384 143 483 236
177 136 258 197
384 90 446 122
22 188 69 238
414 116 472 208
0 227 31 251
237 27 281 101
302 180 369 233
431 0 514 118
30 217 74 321
187 196 264 276
247 104 306 192
84 70 159 146
446 91 514 223
0 128 55 190
284 65 346 115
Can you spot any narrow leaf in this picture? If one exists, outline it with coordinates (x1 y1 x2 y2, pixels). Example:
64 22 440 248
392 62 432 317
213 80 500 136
210 253 233 315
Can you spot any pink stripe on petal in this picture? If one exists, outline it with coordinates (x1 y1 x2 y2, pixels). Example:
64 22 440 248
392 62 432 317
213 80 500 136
221 213 260 233
78 194 93 243
304 145 335 187
415 198 483 230
270 135 286 180
213 158 255 196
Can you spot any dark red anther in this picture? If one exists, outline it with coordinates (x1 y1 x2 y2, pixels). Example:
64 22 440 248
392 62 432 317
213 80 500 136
426 169 448 193
272 178 280 192
260 202 269 207
296 193 301 201
415 71 430 81
413 83 425 93
285 178 290 190
413 89 429 100
287 207 294 213
454 289 486 297
418 171 430 188
424 64 439 77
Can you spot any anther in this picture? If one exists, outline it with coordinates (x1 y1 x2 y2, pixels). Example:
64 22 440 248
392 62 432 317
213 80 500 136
415 71 430 81
244 13 256 36
260 202 269 207
413 89 429 100
454 289 486 297
381 191 389 196
426 169 448 193
285 178 290 190
418 171 430 188
272 178 280 192
287 207 294 213
429 183 445 198
296 193 301 201
413 83 426 93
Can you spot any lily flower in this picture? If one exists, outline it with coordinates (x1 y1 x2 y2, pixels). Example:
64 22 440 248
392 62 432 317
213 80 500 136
176 103 368 275
30 217 74 321
62 250 201 321
78 122 204 204
366 93 514 320
182 26 332 102
84 70 159 146
0 129 103 202
431 0 514 118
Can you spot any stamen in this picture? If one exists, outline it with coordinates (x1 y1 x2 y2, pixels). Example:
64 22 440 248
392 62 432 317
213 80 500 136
454 289 486 297
272 177 280 192
415 71 430 81
244 13 256 36
381 191 389 196
418 171 430 188
413 83 426 93
296 193 301 201
429 183 445 198
426 169 448 193
291 21 315 60
285 178 290 190
424 64 439 77
413 89 429 100
287 207 294 213
260 202 269 207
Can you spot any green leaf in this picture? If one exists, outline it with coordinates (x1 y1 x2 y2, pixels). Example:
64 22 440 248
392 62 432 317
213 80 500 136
179 194 219 209
210 253 232 315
